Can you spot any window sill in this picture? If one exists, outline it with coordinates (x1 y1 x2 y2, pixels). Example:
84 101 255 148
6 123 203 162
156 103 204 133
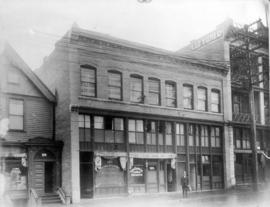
8 129 26 133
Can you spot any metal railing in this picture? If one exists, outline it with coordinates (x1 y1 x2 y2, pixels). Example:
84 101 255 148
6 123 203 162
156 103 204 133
56 187 71 205
28 188 41 207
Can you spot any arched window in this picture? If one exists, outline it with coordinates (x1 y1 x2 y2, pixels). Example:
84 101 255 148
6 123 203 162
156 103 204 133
108 70 122 100
80 65 96 97
211 89 221 113
148 78 160 105
130 74 143 103
198 87 207 111
165 81 176 107
183 84 193 109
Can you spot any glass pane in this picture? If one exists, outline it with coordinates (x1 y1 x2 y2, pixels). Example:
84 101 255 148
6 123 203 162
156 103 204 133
166 122 172 134
105 130 114 143
136 120 144 132
211 104 219 112
165 83 176 99
166 135 172 145
184 86 192 98
94 129 104 142
109 72 121 86
130 91 142 102
81 68 95 83
79 115 84 128
115 131 124 143
9 100 23 115
149 79 160 91
81 82 95 96
198 100 206 111
129 120 136 131
211 91 219 103
9 115 23 130
131 77 142 91
158 133 163 145
198 88 206 99
166 98 176 107
94 116 104 129
109 87 121 99
85 115 90 128
136 133 144 144
149 93 159 105
114 118 124 130
129 132 136 143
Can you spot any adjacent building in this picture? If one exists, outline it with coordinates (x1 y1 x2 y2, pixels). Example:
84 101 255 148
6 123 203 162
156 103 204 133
0 43 62 203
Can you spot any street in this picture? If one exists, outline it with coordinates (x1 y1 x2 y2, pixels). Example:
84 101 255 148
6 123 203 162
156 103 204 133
43 189 270 207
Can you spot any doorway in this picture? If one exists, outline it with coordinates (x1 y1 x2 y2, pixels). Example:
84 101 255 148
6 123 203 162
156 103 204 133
44 162 54 193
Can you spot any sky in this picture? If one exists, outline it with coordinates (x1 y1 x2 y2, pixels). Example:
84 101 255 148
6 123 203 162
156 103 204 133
0 0 267 69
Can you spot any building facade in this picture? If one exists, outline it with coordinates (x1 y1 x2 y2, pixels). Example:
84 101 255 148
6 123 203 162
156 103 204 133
179 19 270 187
0 43 62 203
36 25 231 203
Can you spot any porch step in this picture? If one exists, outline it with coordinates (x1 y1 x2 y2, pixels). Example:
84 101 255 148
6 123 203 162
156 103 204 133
41 193 62 205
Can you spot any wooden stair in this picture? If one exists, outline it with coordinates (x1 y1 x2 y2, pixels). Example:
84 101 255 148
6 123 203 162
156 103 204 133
41 193 62 205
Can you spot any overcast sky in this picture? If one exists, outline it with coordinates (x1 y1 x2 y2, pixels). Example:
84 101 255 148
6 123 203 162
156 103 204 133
0 0 267 69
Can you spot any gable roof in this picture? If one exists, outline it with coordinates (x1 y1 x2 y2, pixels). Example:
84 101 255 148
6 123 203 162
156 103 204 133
2 43 56 103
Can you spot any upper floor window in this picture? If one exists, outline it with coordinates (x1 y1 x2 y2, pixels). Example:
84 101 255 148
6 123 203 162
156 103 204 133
79 114 91 142
211 89 220 113
232 93 249 114
8 71 19 84
148 78 160 105
108 71 122 100
80 65 96 97
130 75 143 103
211 127 221 147
198 87 207 111
9 99 24 130
165 81 176 107
183 84 193 109
176 123 185 146
128 119 144 144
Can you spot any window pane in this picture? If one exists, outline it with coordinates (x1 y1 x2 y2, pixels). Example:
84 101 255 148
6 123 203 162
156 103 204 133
114 118 124 131
94 116 104 129
130 76 143 103
165 82 176 107
211 90 220 112
81 82 95 96
85 115 90 128
149 79 159 92
136 133 144 144
149 93 159 105
108 72 121 86
9 116 23 130
166 98 176 107
129 120 136 131
109 87 121 99
79 115 84 128
9 100 23 115
129 132 136 143
136 120 144 132
166 122 172 134
166 135 172 145
81 68 95 83
130 91 142 102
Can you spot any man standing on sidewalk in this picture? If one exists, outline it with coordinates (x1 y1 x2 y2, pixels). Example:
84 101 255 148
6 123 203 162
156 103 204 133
181 171 189 198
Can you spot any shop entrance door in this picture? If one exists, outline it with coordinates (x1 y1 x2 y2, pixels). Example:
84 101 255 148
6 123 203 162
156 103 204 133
147 161 158 193
80 152 93 198
167 163 175 192
44 162 55 193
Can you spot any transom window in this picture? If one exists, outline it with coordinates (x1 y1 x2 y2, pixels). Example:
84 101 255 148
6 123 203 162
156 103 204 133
198 87 207 111
130 75 143 103
80 65 96 97
165 81 176 107
148 78 160 105
9 99 24 130
108 71 122 100
183 84 193 109
128 119 144 144
211 89 221 113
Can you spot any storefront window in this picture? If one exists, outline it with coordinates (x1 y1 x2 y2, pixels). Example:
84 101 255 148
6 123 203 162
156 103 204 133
4 157 27 191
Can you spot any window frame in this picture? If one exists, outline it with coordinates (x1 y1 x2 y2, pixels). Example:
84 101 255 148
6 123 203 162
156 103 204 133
128 119 144 144
108 70 122 100
130 74 144 103
176 123 185 146
165 81 177 108
80 65 97 97
197 86 207 111
148 78 161 106
211 89 221 113
183 84 194 109
8 98 24 131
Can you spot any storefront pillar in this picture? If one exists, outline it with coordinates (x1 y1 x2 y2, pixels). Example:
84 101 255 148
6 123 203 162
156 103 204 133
223 125 235 189
70 112 80 203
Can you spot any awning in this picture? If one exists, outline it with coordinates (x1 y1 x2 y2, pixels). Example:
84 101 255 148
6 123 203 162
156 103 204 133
130 152 176 159
95 151 127 157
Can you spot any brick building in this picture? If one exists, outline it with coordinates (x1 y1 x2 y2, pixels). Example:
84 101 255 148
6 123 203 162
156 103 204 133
0 43 62 203
36 23 232 203
179 19 270 187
